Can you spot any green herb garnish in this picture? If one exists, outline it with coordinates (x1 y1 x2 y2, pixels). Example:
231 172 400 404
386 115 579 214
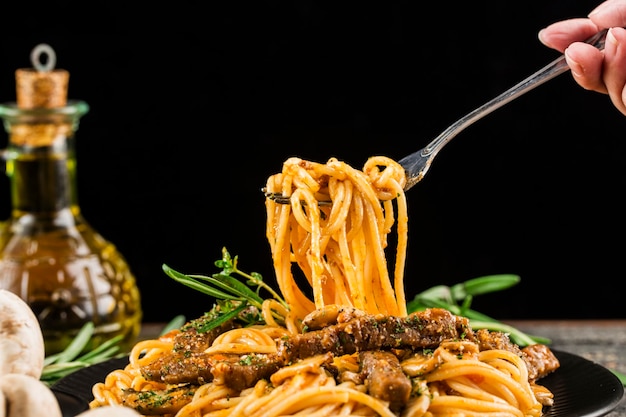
40 322 124 386
41 316 186 386
406 274 550 346
161 247 288 333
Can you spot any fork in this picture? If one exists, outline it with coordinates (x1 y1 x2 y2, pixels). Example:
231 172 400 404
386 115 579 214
265 28 610 204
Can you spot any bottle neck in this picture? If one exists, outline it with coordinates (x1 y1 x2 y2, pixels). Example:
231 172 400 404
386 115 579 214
6 141 78 215
0 101 88 220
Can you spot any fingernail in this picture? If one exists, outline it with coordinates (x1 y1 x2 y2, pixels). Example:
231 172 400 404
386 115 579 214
607 27 619 46
537 28 552 47
564 48 583 77
537 29 546 43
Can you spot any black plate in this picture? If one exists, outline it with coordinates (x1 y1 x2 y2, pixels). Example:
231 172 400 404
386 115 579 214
51 356 130 417
51 350 624 417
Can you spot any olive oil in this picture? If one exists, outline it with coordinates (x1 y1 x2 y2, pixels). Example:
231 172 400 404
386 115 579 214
0 45 142 355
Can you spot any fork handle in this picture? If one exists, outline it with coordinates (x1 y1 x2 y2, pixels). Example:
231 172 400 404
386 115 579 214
400 28 610 187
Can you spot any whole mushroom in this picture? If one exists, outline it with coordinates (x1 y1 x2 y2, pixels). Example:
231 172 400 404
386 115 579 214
0 373 62 417
0 289 45 379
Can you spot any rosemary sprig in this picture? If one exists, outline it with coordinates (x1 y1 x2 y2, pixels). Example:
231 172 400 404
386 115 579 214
41 316 187 386
161 247 288 333
40 322 124 386
406 274 550 346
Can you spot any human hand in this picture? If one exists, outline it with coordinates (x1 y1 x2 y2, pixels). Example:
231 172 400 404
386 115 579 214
538 0 626 115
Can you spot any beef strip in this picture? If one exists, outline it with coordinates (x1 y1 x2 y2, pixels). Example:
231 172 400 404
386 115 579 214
120 385 196 415
210 353 282 391
142 352 215 385
474 328 522 353
173 313 241 353
140 312 241 383
359 350 412 411
473 329 560 381
521 343 561 382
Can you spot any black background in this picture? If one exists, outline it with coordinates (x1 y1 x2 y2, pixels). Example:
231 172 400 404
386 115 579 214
1 1 624 322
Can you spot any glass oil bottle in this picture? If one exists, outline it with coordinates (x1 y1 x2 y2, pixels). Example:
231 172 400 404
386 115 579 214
0 44 142 355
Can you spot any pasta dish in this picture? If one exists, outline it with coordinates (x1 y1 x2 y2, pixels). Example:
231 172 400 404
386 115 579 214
89 156 560 416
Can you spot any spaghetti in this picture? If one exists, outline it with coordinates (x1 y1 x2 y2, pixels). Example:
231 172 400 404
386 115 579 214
264 156 409 321
89 156 557 417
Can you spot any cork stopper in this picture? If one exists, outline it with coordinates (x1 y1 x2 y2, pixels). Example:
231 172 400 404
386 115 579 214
15 44 69 109
8 44 75 147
